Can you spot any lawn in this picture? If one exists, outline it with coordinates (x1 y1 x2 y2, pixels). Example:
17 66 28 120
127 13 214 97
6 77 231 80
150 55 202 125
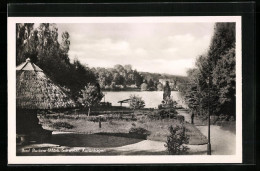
38 109 207 145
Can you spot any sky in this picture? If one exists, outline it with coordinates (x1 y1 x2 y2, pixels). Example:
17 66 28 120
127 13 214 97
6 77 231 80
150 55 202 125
55 22 214 76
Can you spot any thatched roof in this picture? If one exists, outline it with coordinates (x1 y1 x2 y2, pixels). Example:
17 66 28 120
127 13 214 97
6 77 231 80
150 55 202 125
16 58 76 109
16 58 43 72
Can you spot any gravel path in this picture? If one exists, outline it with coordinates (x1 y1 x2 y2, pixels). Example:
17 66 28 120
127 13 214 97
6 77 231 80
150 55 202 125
177 109 236 155
196 125 236 155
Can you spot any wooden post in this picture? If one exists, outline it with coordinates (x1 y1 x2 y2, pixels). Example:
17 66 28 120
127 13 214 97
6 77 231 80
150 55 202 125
99 116 101 128
88 107 90 116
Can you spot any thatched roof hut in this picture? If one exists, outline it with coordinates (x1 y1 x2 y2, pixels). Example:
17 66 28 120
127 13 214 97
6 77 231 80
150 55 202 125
16 58 76 110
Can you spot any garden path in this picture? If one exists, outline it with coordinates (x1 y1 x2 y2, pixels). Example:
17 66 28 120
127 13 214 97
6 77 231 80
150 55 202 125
177 109 236 155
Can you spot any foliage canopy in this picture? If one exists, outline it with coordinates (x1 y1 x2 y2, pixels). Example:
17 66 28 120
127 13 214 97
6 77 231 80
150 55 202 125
179 23 236 117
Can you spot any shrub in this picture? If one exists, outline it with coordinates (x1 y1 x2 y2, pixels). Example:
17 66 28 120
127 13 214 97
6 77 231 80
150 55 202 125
158 97 178 109
176 115 185 123
159 110 168 118
128 95 145 110
159 109 177 119
147 110 159 120
129 127 151 139
131 117 137 121
165 125 189 155
52 122 74 129
169 108 178 114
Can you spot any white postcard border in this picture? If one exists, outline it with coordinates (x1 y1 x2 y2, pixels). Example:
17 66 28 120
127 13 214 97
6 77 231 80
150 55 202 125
8 16 242 164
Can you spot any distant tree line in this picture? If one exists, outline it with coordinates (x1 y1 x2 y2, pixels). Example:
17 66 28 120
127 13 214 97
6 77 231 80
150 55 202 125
91 65 143 90
92 64 162 91
140 72 188 84
92 65 188 91
179 23 236 117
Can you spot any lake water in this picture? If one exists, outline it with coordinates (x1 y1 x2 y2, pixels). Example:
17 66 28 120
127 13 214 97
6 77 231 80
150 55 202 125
102 91 187 109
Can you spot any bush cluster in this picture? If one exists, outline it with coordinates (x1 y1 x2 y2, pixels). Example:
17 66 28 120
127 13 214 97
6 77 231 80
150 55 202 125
129 127 151 139
147 109 178 120
52 122 74 129
165 125 189 155
158 97 178 109
159 109 178 119
176 115 185 123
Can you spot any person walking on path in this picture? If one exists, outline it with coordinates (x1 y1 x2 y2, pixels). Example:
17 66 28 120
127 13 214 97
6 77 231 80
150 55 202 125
191 112 195 124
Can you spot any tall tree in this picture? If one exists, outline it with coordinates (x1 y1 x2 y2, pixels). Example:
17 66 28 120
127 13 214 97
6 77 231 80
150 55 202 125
128 95 145 115
148 79 155 89
16 23 36 64
60 31 71 64
205 22 236 116
124 64 132 73
133 70 143 87
212 47 236 116
79 83 104 116
181 22 236 117
114 64 124 73
16 23 97 99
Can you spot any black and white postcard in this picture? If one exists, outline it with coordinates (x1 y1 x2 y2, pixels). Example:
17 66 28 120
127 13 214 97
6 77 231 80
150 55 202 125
8 16 242 164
